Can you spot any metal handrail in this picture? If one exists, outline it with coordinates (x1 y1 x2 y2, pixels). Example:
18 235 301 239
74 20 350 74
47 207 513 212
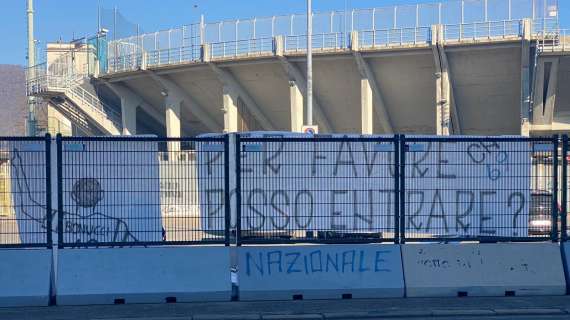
209 37 274 59
443 20 522 42
359 27 431 47
537 29 569 53
284 32 345 52
66 85 122 126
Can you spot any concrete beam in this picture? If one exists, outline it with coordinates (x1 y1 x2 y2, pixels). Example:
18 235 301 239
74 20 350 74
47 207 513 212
274 38 333 132
360 78 374 134
104 82 166 134
289 80 304 132
351 32 394 134
165 95 182 151
279 57 333 132
146 72 220 132
104 83 136 135
277 36 304 132
209 63 276 131
520 19 533 136
223 85 239 132
532 57 560 125
431 25 460 135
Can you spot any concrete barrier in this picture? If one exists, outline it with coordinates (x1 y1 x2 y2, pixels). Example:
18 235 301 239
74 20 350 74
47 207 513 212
57 247 231 305
402 243 566 297
560 242 570 293
238 244 404 300
0 249 52 307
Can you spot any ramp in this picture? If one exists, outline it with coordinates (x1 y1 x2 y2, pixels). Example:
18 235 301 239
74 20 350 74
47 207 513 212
57 247 231 305
402 243 566 297
0 249 52 307
238 244 404 300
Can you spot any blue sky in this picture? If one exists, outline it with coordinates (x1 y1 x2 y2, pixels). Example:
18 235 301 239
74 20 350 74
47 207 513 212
1 0 568 66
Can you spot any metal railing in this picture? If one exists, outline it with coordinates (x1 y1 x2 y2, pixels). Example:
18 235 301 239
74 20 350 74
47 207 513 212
210 37 274 59
107 53 142 74
66 85 121 127
0 135 52 248
101 0 558 74
359 27 432 48
25 57 122 133
284 33 346 53
443 20 522 42
537 29 569 53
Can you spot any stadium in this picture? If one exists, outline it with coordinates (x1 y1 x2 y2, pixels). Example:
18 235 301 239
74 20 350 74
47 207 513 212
24 0 567 139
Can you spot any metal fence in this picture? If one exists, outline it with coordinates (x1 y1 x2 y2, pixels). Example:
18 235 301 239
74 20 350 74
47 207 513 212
400 136 558 243
1 134 567 248
235 135 559 244
537 28 569 53
102 0 558 73
561 136 569 241
56 136 230 248
0 136 52 248
235 136 399 244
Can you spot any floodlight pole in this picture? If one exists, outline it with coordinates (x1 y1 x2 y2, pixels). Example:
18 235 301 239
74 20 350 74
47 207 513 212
306 0 313 126
26 0 37 136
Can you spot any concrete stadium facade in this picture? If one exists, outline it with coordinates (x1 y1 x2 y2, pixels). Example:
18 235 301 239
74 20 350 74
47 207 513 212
25 0 569 138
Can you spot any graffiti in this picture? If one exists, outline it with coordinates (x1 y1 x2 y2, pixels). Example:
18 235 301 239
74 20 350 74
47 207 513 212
10 142 162 246
245 249 393 276
198 136 531 237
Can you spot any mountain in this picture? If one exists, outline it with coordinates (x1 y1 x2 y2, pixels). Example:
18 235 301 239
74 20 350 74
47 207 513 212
0 65 27 136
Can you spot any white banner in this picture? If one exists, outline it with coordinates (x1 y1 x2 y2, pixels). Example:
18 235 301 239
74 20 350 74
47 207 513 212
198 134 533 238
11 140 163 245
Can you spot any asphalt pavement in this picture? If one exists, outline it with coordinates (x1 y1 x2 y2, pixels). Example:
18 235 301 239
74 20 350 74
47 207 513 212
3 295 570 320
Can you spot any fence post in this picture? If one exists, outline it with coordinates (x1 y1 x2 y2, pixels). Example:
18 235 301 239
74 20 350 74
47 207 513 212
394 135 400 244
563 135 568 242
552 135 560 242
45 133 53 248
56 134 63 249
399 134 406 244
224 134 231 246
235 134 242 246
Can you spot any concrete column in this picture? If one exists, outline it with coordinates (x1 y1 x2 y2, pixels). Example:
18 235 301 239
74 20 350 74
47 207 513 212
439 70 452 136
432 24 453 135
223 85 239 132
165 96 182 152
350 31 360 51
361 78 374 134
289 81 304 132
532 58 559 126
120 97 137 135
274 35 285 57
202 43 211 63
520 18 532 136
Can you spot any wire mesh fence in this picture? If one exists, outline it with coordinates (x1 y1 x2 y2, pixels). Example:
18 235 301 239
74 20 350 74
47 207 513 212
0 134 567 247
56 136 229 248
100 0 559 74
401 136 558 242
235 136 400 245
0 136 52 248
